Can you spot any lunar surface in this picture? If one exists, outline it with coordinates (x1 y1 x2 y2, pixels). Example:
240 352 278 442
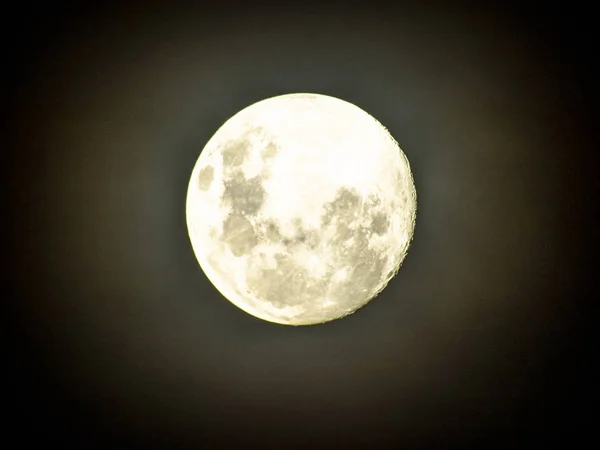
186 93 417 325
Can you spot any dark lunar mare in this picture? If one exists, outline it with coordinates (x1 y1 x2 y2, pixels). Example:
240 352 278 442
221 214 257 257
220 138 250 168
221 170 266 216
197 165 214 191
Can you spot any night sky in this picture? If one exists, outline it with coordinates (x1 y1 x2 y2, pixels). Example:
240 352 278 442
7 3 596 448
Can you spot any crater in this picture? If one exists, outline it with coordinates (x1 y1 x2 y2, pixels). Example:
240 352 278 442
221 214 257 257
197 165 214 191
222 171 265 216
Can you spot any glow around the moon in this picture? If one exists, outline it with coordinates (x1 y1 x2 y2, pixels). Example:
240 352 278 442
186 93 416 326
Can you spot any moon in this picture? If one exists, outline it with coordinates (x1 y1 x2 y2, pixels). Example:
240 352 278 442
186 93 417 326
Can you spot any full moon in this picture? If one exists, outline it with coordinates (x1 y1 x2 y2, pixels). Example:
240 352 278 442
186 93 417 326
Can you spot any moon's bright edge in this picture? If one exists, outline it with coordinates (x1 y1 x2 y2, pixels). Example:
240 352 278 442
186 93 416 326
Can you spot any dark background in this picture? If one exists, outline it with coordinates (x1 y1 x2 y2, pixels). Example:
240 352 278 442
7 2 596 448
